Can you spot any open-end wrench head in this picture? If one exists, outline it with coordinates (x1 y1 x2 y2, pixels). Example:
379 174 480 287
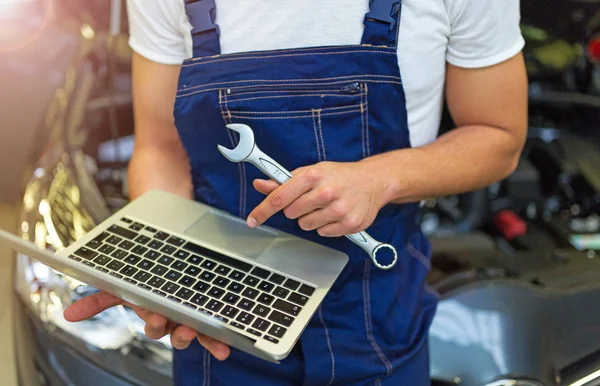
217 124 256 162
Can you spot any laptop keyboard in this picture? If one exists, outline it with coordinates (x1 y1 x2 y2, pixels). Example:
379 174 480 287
70 218 316 344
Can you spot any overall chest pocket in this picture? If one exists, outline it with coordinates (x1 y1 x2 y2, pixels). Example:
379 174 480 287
218 81 371 166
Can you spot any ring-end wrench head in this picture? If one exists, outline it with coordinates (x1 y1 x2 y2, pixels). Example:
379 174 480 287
217 124 256 162
372 244 398 270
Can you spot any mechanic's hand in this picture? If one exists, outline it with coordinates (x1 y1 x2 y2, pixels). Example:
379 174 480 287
64 292 230 360
248 160 391 236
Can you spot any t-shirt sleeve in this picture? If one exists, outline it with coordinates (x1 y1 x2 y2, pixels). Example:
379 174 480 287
126 0 188 65
445 0 525 68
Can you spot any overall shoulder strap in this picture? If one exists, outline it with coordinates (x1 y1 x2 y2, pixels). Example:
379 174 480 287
185 0 221 57
361 0 402 49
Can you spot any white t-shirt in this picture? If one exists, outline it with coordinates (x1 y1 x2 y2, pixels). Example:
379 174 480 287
127 0 525 147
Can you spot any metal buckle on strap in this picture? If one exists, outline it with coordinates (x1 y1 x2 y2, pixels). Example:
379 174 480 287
365 0 400 31
185 0 220 36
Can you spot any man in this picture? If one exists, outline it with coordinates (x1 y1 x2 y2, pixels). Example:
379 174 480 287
65 0 527 384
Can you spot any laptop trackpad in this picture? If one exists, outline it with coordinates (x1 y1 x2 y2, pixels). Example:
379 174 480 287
184 212 275 260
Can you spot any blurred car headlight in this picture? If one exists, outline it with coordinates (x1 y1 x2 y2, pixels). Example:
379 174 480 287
15 150 173 374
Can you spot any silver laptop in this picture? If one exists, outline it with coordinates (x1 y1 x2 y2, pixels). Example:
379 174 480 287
0 189 348 363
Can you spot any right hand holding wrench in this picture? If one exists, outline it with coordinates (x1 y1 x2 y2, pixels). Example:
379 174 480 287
217 124 398 270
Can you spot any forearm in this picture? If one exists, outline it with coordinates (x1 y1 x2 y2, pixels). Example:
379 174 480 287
366 124 525 205
128 145 193 201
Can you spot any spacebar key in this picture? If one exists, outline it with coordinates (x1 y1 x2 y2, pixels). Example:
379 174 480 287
182 242 252 272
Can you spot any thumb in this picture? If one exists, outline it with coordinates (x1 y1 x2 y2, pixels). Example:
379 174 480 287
64 292 123 322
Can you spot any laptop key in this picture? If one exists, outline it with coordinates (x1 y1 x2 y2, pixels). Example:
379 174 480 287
94 232 110 242
160 245 177 255
268 325 287 339
216 265 231 275
154 231 170 241
162 282 180 294
174 250 190 260
119 240 135 250
137 260 154 270
193 281 210 293
152 289 167 297
107 260 125 271
167 296 181 303
243 276 259 287
138 283 152 290
268 274 286 285
283 279 300 291
130 223 144 231
182 242 253 272
148 276 166 288
111 249 128 260
172 261 188 271
96 266 109 273
121 218 133 224
227 282 245 294
184 266 201 276
229 270 245 281
214 316 229 323
176 288 194 300
257 293 275 305
121 265 138 277
242 288 259 300
86 239 102 249
190 294 209 307
98 244 115 255
69 256 82 262
222 306 239 318
251 267 270 279
109 272 123 279
264 336 279 344
109 225 137 239
133 271 151 282
167 236 186 247
83 261 96 268
132 245 148 255
252 304 270 318
223 293 240 305
298 284 316 296
178 275 196 287
214 276 230 288
75 247 98 260
269 310 294 327
144 226 157 233
151 265 168 276
147 240 163 250
252 318 271 332
124 278 137 285
158 255 174 266
258 281 275 293
106 235 122 245
208 287 225 299
93 255 111 266
273 287 290 299
238 298 255 311
236 312 255 325
187 255 203 265
125 255 141 265
165 270 182 281
230 321 246 330
144 250 161 261
200 271 216 282
135 235 151 245
183 302 198 310
206 300 224 313
288 292 309 306
273 299 302 316
246 328 262 337
200 260 217 270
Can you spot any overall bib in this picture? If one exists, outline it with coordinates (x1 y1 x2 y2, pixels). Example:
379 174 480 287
173 0 438 384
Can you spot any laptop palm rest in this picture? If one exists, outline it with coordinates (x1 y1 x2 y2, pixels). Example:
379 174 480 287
184 211 276 260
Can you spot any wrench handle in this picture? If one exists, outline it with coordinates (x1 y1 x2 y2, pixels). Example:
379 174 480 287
247 147 293 185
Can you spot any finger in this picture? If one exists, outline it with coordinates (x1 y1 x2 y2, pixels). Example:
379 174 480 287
197 334 231 361
171 325 198 350
317 216 363 238
144 313 170 339
253 179 279 195
247 173 316 228
284 187 338 220
63 292 123 322
297 208 339 231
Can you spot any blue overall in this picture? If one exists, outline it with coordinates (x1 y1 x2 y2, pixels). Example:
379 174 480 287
172 1 438 384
